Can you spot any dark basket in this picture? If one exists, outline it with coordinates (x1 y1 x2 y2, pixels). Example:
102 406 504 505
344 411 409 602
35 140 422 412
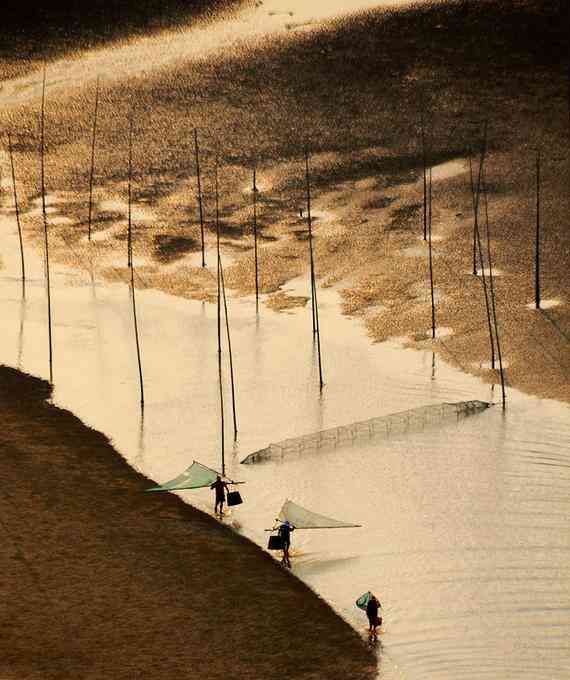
267 534 283 550
227 491 243 507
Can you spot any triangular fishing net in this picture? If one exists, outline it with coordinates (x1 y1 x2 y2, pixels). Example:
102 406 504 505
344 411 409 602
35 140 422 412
278 499 361 529
146 461 220 492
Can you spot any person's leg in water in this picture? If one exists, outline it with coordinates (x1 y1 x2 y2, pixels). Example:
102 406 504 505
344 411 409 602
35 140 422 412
372 619 379 641
282 541 291 567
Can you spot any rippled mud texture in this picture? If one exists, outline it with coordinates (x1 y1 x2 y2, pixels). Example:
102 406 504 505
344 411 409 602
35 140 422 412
1 0 245 79
0 0 568 403
0 365 376 680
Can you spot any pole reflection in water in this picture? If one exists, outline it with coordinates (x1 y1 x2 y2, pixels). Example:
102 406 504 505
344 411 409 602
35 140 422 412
0 226 568 680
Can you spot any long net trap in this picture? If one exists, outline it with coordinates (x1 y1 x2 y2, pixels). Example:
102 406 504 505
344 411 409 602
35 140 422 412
241 400 490 464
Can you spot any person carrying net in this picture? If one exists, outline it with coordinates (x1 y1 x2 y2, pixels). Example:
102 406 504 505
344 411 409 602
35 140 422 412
356 591 383 642
210 475 229 516
277 520 295 567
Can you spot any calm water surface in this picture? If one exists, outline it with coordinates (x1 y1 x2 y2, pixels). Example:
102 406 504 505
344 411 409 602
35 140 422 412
1 210 569 680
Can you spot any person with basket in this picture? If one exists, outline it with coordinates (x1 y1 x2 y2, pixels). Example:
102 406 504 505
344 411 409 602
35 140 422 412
210 475 230 516
277 520 295 568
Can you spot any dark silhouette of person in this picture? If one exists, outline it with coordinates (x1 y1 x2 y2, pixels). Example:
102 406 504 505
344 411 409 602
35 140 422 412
366 594 382 641
277 520 295 567
210 475 229 516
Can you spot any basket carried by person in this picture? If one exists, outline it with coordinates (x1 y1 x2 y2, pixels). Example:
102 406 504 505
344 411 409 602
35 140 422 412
227 489 243 506
267 534 283 550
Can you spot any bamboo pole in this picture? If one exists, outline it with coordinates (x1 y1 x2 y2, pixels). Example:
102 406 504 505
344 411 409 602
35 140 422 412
18 296 25 370
215 159 221 356
194 128 206 267
8 133 25 294
470 124 488 275
474 225 497 369
304 147 324 390
427 167 436 339
87 77 100 241
215 158 225 475
482 176 506 408
127 115 144 407
535 150 541 310
420 107 428 242
130 258 145 408
218 264 226 477
127 115 133 269
219 253 238 440
40 66 53 385
253 163 259 313
304 148 317 335
469 152 478 276
470 155 496 369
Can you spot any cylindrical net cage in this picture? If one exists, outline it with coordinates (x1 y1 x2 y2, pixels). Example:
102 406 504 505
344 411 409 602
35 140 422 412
241 400 491 464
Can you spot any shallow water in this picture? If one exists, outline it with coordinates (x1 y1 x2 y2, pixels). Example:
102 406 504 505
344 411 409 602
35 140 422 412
1 207 569 679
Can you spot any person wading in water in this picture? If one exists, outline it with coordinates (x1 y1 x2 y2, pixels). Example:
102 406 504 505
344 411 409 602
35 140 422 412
277 520 295 567
366 594 382 642
210 475 229 516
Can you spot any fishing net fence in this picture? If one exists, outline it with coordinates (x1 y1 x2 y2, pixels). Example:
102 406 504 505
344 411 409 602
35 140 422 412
241 400 491 464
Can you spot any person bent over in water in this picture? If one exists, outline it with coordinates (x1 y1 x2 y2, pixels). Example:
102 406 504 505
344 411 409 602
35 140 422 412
210 475 229 516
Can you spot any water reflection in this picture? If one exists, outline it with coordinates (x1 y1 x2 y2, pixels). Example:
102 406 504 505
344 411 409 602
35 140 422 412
17 293 25 369
0 221 568 680
135 405 145 467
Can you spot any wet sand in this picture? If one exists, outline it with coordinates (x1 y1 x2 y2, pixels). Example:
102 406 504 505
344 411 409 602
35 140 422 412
0 365 376 679
1 1 567 404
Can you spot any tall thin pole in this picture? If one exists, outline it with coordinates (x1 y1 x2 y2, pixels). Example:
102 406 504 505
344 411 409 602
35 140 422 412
482 177 506 408
253 163 259 313
471 123 488 275
482 171 498 335
8 133 25 294
420 107 428 242
194 128 206 267
304 148 324 390
40 66 53 385
469 153 478 276
535 150 541 310
219 253 238 440
427 167 436 339
215 159 221 357
130 260 145 408
215 158 225 475
128 115 144 407
474 220 497 369
304 148 317 335
87 77 100 242
470 151 497 368
127 115 133 269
